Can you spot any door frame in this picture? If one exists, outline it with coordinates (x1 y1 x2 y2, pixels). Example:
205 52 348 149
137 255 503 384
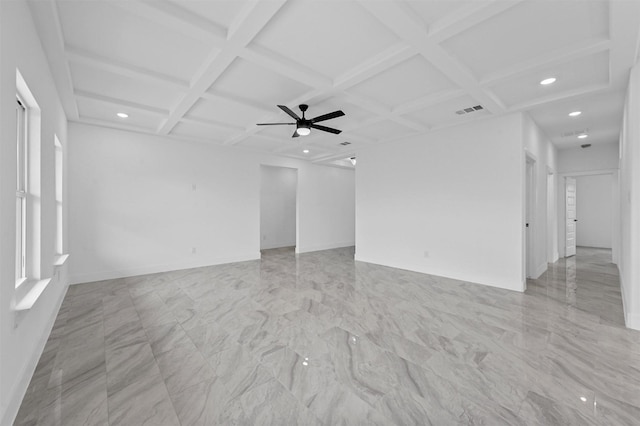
547 166 558 263
564 176 577 257
259 164 299 253
558 169 619 263
525 153 537 279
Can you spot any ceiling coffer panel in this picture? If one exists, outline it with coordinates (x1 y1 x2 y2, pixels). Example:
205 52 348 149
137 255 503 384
488 51 610 108
347 55 457 108
208 58 311 108
440 0 609 80
57 0 212 82
76 97 162 131
251 0 400 78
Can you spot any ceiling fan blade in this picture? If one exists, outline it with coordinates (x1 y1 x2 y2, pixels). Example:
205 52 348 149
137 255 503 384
278 105 301 120
256 122 296 126
292 129 299 138
310 110 345 123
310 124 342 134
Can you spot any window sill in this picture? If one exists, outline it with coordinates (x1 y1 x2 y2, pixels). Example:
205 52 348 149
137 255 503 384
53 253 69 267
14 278 51 311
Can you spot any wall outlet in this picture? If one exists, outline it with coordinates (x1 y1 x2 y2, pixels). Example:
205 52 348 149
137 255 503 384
191 247 196 254
423 251 429 258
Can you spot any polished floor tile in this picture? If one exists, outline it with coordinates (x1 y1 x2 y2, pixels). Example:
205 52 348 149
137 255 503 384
14 246 640 425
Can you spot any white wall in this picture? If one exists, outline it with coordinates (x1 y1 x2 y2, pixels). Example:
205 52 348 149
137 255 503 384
68 123 355 284
575 174 613 248
619 62 640 330
356 113 525 292
558 143 619 173
0 2 69 425
260 166 296 250
523 114 558 277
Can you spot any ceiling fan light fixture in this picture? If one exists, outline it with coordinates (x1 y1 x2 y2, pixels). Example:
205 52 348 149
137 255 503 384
296 125 311 136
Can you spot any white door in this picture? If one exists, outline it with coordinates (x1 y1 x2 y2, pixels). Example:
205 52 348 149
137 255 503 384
565 177 577 257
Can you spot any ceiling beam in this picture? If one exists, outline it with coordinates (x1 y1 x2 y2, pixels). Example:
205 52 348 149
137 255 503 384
112 0 226 44
74 90 169 116
508 83 610 112
333 43 416 90
66 45 189 90
427 0 524 43
26 0 79 120
480 38 611 85
359 0 507 115
158 0 287 135
75 116 157 135
179 115 244 132
239 45 332 89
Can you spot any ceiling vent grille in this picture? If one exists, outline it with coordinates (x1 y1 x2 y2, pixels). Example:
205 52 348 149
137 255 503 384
340 141 351 146
561 129 589 137
581 143 592 148
455 105 483 115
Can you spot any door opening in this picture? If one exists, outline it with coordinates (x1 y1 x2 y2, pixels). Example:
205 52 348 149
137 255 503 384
525 156 536 279
565 177 577 257
260 165 297 252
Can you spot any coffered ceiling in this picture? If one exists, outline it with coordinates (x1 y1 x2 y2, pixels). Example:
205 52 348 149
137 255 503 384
28 0 640 166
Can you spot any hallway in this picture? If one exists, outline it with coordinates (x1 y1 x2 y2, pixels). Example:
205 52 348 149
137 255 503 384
14 247 640 425
527 247 625 327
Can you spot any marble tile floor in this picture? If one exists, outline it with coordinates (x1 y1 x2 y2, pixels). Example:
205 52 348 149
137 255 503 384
13 246 640 425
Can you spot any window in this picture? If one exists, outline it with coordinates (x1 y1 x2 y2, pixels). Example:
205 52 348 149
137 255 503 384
16 97 27 282
54 136 63 255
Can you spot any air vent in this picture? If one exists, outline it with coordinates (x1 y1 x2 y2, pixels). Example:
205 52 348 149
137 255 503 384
455 105 483 115
581 143 592 148
561 129 589 137
340 141 351 146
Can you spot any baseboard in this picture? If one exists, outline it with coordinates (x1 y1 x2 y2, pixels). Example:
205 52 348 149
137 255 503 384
69 252 260 285
296 241 355 254
354 254 525 293
626 311 640 331
260 242 296 250
620 271 640 331
533 262 548 279
2 282 69 426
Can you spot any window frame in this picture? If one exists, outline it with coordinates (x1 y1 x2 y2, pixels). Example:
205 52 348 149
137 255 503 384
16 96 27 283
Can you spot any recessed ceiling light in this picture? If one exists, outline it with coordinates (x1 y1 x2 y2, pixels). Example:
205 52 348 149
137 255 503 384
580 397 587 402
303 149 309 153
540 77 556 85
116 112 128 118
569 111 582 117
578 134 588 139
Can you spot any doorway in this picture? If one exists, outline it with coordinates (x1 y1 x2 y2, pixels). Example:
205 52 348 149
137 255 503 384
260 165 297 251
560 171 617 262
565 177 577 257
525 156 536 279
